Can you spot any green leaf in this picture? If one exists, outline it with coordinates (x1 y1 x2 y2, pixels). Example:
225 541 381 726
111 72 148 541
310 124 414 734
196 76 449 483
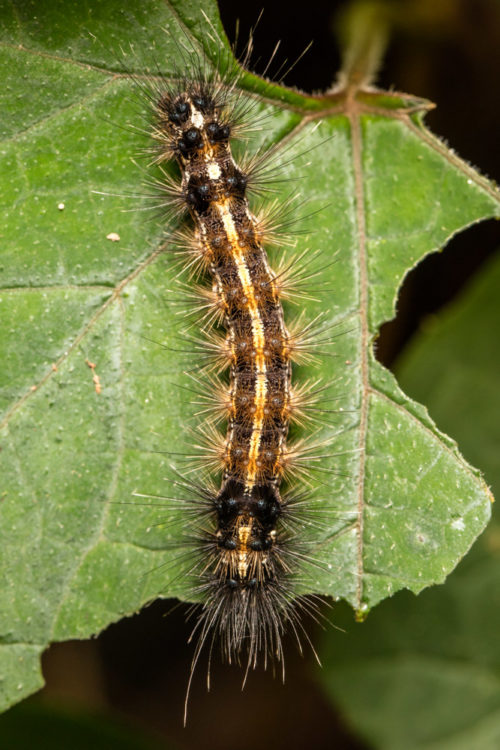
319 251 500 750
1 0 498 712
0 701 163 749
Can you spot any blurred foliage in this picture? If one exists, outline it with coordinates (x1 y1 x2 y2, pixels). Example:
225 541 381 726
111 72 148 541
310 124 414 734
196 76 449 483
0 700 164 750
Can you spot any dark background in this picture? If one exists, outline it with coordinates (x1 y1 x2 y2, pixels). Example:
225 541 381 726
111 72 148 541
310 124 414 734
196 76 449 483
219 0 500 366
12 1 500 748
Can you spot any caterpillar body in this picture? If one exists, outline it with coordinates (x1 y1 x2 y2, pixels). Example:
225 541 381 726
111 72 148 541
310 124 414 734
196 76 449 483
139 32 329 702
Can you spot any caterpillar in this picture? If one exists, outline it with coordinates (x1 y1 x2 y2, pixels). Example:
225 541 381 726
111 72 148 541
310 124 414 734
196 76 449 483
132 21 333 713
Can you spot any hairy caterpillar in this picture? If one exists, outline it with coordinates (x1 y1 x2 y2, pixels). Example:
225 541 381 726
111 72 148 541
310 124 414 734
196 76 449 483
129 19 337 716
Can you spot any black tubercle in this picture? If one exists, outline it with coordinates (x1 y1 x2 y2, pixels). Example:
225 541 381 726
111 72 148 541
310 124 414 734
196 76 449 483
162 96 190 124
225 168 247 198
185 127 201 146
177 126 202 157
191 94 209 112
186 175 211 214
214 479 282 530
219 537 238 550
221 576 262 591
206 121 231 143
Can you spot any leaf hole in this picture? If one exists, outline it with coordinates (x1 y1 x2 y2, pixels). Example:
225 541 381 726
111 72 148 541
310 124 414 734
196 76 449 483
376 218 500 368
